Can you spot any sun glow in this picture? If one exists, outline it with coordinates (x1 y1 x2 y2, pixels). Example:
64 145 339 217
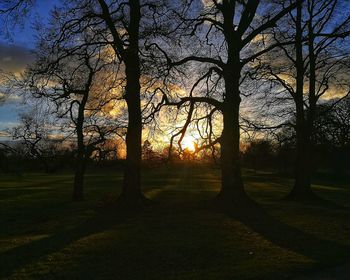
182 136 196 152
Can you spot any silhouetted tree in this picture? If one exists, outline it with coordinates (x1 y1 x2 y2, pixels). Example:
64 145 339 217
94 0 178 203
314 97 350 175
151 0 301 206
27 19 122 200
255 0 350 200
11 109 59 173
243 139 274 173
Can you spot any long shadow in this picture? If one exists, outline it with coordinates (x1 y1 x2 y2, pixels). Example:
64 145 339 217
0 169 182 278
221 200 350 271
0 178 72 201
246 176 350 211
0 205 145 278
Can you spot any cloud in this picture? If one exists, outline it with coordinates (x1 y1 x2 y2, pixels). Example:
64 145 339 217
0 130 10 138
0 43 33 73
201 0 222 8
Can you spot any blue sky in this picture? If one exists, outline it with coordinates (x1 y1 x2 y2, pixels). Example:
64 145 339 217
0 1 60 139
0 0 60 48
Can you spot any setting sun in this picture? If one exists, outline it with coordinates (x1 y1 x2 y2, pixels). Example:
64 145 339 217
182 136 196 152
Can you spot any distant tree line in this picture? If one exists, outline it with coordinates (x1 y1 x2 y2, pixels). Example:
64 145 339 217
3 92 349 178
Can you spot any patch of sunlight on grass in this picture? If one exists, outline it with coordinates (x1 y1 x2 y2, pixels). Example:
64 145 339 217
0 234 50 253
146 187 169 199
312 184 346 191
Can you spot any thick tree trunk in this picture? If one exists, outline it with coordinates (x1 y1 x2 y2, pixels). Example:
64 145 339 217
97 0 145 204
216 8 250 205
120 0 145 202
121 59 144 201
287 125 315 200
218 99 246 203
72 89 88 201
72 152 86 201
288 107 317 200
216 66 249 205
287 2 316 200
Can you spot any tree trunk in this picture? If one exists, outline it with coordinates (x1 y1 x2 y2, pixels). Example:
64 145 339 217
120 0 145 202
287 2 315 200
72 88 89 201
216 64 248 205
218 100 246 202
72 151 86 201
216 8 249 205
287 125 314 200
121 59 144 201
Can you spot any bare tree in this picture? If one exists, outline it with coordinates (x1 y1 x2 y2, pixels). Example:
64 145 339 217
6 0 171 204
11 108 56 172
314 96 350 175
253 0 350 200
150 0 301 206
97 0 144 202
27 19 123 200
92 0 171 203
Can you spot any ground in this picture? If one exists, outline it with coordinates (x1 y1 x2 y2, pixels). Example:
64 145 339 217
0 164 349 280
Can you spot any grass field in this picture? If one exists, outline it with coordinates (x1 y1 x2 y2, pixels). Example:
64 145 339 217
1 164 350 279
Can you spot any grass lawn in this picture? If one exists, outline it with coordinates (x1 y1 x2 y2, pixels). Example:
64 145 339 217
0 164 350 279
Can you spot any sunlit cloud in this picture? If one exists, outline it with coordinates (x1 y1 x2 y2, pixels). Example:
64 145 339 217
0 130 10 138
322 85 349 100
201 0 222 8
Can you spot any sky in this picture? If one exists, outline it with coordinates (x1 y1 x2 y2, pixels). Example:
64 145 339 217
0 1 60 137
0 0 349 142
0 1 59 48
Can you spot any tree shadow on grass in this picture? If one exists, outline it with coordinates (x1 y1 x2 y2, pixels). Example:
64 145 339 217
220 200 350 272
0 178 71 200
0 204 146 279
293 196 350 211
